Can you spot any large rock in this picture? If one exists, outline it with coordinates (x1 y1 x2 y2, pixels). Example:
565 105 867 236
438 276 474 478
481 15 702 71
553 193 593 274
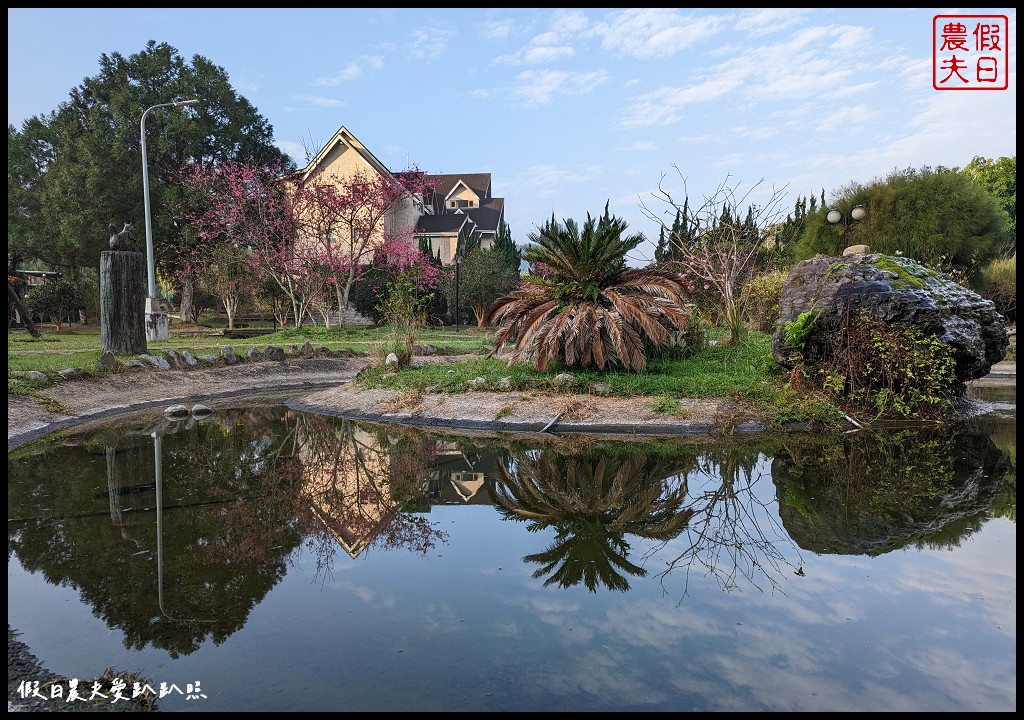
771 253 1009 383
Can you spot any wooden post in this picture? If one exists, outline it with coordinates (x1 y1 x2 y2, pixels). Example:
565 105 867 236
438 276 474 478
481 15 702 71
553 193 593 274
100 250 147 355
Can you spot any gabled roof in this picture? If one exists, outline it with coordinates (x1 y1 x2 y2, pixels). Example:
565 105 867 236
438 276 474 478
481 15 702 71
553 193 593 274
296 125 394 185
465 205 503 235
415 213 474 235
425 173 492 200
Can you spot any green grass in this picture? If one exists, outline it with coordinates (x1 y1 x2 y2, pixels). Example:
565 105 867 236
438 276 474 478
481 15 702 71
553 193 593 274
7 323 493 376
358 333 781 399
7 324 844 430
356 332 845 429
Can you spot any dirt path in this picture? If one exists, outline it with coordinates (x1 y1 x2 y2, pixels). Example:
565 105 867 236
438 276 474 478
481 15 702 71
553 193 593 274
8 354 1016 451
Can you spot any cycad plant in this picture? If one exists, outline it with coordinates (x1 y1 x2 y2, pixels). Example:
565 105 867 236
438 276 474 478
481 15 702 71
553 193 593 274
489 209 691 372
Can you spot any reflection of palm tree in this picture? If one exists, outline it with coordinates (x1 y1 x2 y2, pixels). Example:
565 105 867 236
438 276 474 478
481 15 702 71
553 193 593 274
493 450 695 592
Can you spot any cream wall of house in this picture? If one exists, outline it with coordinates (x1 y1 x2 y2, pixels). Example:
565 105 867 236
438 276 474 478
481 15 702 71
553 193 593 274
446 185 481 210
300 142 425 254
423 235 457 264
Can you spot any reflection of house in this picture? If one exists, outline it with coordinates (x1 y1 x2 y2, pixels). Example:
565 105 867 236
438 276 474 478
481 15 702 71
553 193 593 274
299 426 399 560
450 472 485 502
298 425 507 559
294 126 505 267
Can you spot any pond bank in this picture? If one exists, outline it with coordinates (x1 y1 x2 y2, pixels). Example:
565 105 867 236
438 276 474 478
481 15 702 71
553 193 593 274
8 353 1014 450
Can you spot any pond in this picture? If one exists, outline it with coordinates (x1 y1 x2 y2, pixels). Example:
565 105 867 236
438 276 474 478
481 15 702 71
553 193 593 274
7 389 1016 712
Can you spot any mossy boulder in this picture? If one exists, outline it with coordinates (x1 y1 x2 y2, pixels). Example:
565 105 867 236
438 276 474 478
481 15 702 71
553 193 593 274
771 253 1009 383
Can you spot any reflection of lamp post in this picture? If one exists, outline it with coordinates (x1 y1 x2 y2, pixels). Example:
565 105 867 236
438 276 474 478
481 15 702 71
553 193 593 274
454 253 462 333
153 429 216 624
141 99 198 342
826 204 867 236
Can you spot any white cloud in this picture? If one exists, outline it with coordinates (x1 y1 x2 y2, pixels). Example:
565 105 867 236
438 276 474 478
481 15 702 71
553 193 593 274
480 18 515 41
734 8 810 37
588 8 728 59
511 69 609 108
522 46 575 64
292 94 344 108
620 78 742 127
409 26 456 60
314 55 384 87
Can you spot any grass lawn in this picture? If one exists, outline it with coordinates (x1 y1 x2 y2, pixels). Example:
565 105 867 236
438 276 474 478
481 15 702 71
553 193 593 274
7 321 843 429
7 322 493 374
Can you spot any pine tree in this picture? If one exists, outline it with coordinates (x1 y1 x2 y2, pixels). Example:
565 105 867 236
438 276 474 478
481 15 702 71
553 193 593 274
492 220 521 272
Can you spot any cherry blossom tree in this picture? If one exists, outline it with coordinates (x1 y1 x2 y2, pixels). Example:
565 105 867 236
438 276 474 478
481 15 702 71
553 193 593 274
177 159 321 328
289 170 435 327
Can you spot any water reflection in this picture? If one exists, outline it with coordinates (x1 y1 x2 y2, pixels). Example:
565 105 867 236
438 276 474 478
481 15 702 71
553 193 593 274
9 408 307 658
773 425 1012 555
7 404 1015 710
493 446 696 592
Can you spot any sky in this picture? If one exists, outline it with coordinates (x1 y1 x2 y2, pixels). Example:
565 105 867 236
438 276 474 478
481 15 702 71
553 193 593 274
7 8 1017 264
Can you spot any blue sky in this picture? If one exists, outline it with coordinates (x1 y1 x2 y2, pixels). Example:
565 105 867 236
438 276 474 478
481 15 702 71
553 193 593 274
8 8 1017 263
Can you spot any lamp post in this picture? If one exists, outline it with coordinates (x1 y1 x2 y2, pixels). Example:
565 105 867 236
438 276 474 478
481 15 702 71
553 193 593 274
141 99 198 341
827 204 867 236
454 253 462 333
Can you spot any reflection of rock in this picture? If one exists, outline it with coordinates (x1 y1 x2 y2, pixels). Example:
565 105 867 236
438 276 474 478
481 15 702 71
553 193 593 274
772 427 1010 556
771 254 1009 383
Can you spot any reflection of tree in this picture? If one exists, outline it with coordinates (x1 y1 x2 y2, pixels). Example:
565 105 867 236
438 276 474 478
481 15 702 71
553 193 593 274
493 447 696 592
772 425 1012 555
8 407 306 657
492 440 812 597
979 416 1016 522
649 444 802 596
281 413 449 578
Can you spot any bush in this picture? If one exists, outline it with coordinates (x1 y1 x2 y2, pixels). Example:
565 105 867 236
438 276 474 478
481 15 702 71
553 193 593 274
791 309 958 420
745 269 789 332
973 254 1016 323
25 279 83 332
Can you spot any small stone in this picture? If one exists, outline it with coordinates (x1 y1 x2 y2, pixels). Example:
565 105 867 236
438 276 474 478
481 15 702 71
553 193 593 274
57 368 82 380
191 404 214 418
164 404 189 418
163 350 184 369
139 354 171 370
222 346 240 365
97 351 118 371
264 346 286 362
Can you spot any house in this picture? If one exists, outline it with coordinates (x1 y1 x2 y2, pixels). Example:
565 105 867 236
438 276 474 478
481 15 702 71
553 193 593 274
417 173 506 264
293 126 505 267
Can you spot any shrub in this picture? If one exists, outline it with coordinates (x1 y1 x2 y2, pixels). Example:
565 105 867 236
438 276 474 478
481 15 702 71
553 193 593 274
973 254 1016 322
745 269 789 332
791 309 958 420
25 279 83 332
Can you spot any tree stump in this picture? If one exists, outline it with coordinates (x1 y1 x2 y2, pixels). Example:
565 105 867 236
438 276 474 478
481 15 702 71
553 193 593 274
100 251 147 355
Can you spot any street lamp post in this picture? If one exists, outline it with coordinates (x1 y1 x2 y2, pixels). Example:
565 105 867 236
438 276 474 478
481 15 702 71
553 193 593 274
141 99 198 341
827 204 867 237
454 253 462 333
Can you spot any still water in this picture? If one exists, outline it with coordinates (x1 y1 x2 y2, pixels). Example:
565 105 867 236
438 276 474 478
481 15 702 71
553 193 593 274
7 390 1016 712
